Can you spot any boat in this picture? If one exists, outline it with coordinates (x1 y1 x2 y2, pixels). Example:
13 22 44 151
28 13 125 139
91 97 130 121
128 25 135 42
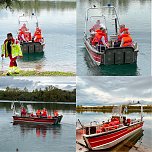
84 4 139 65
17 13 45 53
13 115 63 125
76 103 144 151
11 102 63 125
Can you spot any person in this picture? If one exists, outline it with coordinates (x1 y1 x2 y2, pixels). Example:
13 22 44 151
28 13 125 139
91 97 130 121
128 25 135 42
54 110 59 117
120 29 133 47
20 23 28 32
33 27 43 43
30 112 34 117
90 20 101 32
114 24 129 47
1 33 23 75
92 27 109 50
18 24 31 42
36 109 41 117
21 107 27 117
42 108 47 117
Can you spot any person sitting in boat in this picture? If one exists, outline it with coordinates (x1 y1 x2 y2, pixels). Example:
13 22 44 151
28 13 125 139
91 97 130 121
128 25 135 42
42 108 48 117
18 24 31 42
21 107 27 117
90 20 106 33
36 109 41 117
114 25 129 47
92 27 109 50
20 23 29 32
120 29 133 47
33 27 43 43
54 110 59 117
30 112 34 117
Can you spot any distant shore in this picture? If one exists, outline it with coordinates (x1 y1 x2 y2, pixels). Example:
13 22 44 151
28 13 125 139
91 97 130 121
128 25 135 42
77 105 152 112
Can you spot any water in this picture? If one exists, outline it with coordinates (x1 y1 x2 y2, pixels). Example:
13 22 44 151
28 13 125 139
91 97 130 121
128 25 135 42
0 0 76 73
0 101 76 152
77 111 152 151
77 0 151 76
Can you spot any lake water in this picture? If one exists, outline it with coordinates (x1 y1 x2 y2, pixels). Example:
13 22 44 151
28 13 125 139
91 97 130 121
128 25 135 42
77 111 152 151
77 0 151 76
0 101 76 152
0 0 76 73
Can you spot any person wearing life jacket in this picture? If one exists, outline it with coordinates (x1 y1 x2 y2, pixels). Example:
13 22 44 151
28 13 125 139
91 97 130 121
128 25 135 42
1 33 23 75
33 27 43 43
114 25 130 47
18 24 31 42
92 27 109 50
21 107 27 117
18 30 26 42
36 109 41 117
120 29 133 47
54 110 59 117
42 108 48 117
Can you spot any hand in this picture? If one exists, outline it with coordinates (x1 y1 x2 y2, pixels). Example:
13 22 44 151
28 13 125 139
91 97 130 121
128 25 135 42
1 54 4 58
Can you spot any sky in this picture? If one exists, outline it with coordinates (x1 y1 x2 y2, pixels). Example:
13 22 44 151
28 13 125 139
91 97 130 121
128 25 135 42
0 77 76 91
77 77 152 106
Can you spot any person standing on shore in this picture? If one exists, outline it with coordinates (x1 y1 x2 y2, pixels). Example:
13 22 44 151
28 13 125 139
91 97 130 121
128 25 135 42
1 33 23 75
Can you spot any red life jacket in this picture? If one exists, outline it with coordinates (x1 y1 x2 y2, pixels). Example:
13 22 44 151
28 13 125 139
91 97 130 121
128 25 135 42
92 30 107 45
122 34 133 47
118 28 129 41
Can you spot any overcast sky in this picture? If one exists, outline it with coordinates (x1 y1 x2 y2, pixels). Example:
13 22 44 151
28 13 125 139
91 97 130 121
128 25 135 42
0 77 76 91
77 77 152 106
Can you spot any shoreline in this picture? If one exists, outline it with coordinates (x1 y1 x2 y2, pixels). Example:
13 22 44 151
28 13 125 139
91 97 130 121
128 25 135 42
77 105 152 112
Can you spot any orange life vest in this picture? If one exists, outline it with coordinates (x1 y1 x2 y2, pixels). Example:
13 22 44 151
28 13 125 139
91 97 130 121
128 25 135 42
122 34 133 47
92 30 107 45
118 28 129 41
54 111 58 117
34 28 42 42
36 110 41 116
42 110 47 116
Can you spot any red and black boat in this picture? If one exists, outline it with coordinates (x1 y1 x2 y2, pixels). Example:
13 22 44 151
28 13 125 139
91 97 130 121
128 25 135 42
84 5 139 65
13 115 63 125
76 104 144 151
11 102 63 125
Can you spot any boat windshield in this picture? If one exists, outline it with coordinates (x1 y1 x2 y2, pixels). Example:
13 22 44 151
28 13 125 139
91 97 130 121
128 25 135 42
85 6 119 39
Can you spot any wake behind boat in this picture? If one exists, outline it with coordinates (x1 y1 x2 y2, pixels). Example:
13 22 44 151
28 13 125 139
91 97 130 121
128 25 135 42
76 103 144 151
84 4 139 66
11 102 63 125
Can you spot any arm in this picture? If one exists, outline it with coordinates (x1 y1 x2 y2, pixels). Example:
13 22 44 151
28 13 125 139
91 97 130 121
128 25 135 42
101 36 109 48
120 38 124 47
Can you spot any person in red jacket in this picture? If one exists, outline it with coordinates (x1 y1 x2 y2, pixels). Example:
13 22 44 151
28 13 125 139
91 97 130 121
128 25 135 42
92 27 109 50
120 30 133 47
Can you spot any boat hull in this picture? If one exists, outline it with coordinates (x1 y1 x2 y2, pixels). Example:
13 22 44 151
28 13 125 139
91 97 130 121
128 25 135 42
21 42 45 53
13 115 63 125
83 122 143 150
84 38 138 66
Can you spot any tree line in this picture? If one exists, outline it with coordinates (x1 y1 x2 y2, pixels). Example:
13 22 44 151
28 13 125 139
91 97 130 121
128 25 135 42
0 86 76 102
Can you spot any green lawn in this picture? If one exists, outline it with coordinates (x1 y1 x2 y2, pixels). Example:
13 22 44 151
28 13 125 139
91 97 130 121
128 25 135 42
0 70 75 76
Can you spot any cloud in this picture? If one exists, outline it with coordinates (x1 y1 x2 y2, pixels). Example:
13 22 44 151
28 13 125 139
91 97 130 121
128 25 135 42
77 77 152 105
0 77 76 91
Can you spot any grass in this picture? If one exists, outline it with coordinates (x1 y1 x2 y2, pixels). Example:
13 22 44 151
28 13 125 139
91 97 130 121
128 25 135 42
0 70 75 76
